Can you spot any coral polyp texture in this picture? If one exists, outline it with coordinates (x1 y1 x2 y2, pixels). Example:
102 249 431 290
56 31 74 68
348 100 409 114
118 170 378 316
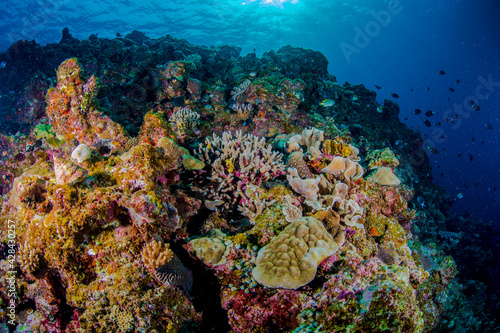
252 216 343 289
0 31 496 332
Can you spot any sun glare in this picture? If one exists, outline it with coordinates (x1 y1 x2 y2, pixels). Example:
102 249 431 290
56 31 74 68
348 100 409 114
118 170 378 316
241 0 299 8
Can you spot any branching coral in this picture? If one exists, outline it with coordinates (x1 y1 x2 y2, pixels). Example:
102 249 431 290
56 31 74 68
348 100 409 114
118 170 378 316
141 239 193 292
168 107 200 137
194 130 284 212
232 102 253 123
238 184 276 223
141 239 174 271
231 79 251 100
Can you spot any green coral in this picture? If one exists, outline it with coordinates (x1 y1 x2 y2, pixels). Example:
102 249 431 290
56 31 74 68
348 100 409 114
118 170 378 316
33 123 64 147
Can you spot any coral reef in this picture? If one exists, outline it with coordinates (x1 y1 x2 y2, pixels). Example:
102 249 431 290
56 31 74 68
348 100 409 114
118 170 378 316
0 31 497 333
252 216 344 289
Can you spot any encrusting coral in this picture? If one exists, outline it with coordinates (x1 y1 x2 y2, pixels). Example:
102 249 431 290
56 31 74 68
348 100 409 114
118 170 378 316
45 58 128 152
188 229 229 266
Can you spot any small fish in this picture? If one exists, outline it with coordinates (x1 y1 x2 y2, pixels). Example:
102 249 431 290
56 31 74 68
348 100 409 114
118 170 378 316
377 106 383 113
426 87 430 91
320 99 336 107
439 70 446 75
468 153 473 161
435 122 442 126
0 61 6 69
456 79 460 84
424 119 431 127
449 87 455 92
485 123 493 130
448 97 451 101
352 95 359 101
457 193 463 199
458 154 462 157
427 146 439 154
410 88 414 92
375 85 382 89
472 137 475 142
414 109 422 115
417 196 426 208
425 110 435 117
473 104 480 111
391 93 399 98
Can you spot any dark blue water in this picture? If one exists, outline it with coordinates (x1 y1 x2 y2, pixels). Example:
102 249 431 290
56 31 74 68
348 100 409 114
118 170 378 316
1 0 498 226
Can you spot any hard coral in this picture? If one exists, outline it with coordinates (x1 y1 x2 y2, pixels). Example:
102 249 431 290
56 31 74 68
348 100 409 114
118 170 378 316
286 151 313 179
252 216 343 289
189 233 228 266
141 239 174 271
195 130 285 212
368 167 401 186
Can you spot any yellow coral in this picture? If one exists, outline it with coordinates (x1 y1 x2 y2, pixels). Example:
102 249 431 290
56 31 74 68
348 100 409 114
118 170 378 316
157 136 188 161
110 306 134 333
182 154 205 170
189 235 227 266
252 216 343 289
225 158 235 173
368 167 401 186
322 138 351 157
141 239 174 271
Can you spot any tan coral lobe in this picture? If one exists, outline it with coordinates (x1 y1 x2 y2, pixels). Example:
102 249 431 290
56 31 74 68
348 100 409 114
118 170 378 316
252 216 343 289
